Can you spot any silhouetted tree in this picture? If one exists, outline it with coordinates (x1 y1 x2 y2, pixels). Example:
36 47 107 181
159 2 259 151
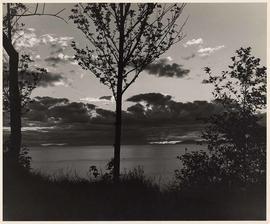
70 3 187 182
3 55 47 113
3 3 66 165
176 47 266 189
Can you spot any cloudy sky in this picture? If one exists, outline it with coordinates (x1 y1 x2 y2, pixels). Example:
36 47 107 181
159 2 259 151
7 3 267 111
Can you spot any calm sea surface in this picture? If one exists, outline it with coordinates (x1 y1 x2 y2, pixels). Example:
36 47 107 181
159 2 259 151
29 144 206 184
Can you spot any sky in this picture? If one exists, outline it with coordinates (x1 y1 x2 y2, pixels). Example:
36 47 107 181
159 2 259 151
5 3 267 111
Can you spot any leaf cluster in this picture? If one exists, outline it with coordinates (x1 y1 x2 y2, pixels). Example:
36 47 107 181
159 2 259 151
70 3 187 99
3 54 47 114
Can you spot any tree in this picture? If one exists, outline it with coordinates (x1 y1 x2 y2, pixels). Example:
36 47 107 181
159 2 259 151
70 3 187 182
176 47 266 189
3 55 47 113
3 3 66 166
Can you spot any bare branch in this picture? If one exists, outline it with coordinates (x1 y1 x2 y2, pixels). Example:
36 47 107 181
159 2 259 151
34 4 38 14
42 4 45 14
78 3 119 57
11 7 29 29
55 8 66 16
14 5 68 24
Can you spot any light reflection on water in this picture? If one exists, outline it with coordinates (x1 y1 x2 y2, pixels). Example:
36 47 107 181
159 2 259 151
29 144 206 185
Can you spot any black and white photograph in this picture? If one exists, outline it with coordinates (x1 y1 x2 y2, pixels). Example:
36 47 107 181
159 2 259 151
2 1 267 221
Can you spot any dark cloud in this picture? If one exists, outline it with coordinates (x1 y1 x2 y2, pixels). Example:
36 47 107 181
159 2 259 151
201 79 210 84
50 47 64 55
126 93 224 124
25 97 96 124
145 59 189 78
23 94 224 130
38 72 66 87
96 108 115 118
86 104 96 110
126 93 172 106
3 67 66 88
127 103 145 115
44 56 62 67
26 97 69 122
49 102 92 123
182 53 196 60
99 96 113 101
44 54 74 67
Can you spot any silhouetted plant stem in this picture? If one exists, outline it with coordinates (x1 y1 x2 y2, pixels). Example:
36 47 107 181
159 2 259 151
3 3 66 166
4 4 21 164
113 96 122 182
113 4 125 182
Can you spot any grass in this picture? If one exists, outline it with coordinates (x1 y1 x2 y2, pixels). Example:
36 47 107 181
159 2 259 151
3 162 266 221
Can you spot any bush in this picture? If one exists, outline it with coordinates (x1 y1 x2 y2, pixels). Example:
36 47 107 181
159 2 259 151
175 47 266 190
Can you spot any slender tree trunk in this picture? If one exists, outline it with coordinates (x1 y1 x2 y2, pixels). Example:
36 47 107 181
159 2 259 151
113 4 125 182
8 51 21 163
3 4 22 165
113 94 122 182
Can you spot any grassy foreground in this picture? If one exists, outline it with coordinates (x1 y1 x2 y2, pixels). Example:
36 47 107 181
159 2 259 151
3 163 266 221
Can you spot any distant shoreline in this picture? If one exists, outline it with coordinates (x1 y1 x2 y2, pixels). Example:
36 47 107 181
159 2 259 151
35 140 206 147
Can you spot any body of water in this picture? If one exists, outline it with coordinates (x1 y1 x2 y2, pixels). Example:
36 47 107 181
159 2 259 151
29 144 206 184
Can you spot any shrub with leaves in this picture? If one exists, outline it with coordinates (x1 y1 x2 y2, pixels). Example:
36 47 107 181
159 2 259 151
88 165 100 179
176 47 266 189
87 158 114 182
18 146 32 171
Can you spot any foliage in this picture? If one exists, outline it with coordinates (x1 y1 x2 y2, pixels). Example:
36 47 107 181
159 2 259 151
70 3 187 99
18 146 32 170
3 3 27 35
3 3 67 35
3 3 66 166
88 158 115 182
88 165 100 178
70 3 187 181
176 47 266 189
87 162 152 187
4 163 266 220
3 54 47 113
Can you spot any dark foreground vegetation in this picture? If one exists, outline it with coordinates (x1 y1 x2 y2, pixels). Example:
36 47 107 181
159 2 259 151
4 161 265 221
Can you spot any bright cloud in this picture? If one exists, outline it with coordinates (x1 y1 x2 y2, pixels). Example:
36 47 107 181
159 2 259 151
14 28 40 48
80 97 114 103
166 56 173 61
13 28 73 50
40 34 73 47
198 45 225 57
58 37 74 47
80 73 85 79
40 34 58 44
184 38 203 47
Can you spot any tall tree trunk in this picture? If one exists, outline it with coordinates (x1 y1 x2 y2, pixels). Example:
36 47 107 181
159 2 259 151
3 3 22 165
113 3 125 182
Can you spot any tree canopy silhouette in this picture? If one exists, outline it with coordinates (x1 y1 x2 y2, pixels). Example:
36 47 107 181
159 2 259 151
176 47 266 189
3 55 47 114
70 3 187 182
3 3 66 166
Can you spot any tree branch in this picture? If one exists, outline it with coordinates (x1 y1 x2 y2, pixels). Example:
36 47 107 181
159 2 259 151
34 4 38 14
14 9 68 23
